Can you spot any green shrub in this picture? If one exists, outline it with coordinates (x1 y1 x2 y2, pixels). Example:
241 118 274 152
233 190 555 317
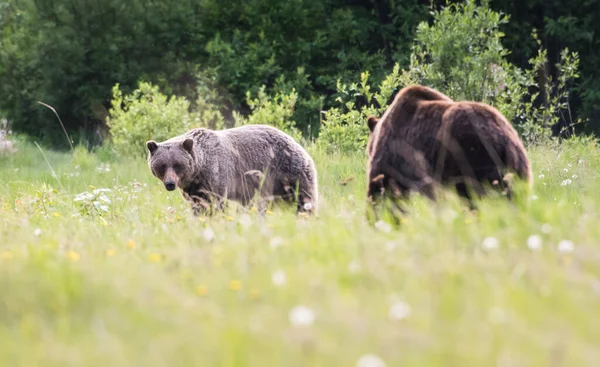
106 79 303 158
318 65 401 153
398 0 581 144
319 0 582 151
234 86 302 142
106 82 192 158
516 39 583 143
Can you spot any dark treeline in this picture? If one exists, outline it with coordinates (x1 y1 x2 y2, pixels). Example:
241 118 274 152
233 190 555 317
0 0 598 148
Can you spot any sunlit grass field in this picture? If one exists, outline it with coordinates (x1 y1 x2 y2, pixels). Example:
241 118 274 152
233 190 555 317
1 136 600 366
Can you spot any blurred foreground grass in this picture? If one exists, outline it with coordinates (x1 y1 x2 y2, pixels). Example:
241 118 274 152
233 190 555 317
1 137 600 366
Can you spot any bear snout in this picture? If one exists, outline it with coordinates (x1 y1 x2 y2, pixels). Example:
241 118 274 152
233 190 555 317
163 169 178 191
164 181 176 191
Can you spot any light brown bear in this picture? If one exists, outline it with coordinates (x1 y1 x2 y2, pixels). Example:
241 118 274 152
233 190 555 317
146 124 318 216
366 84 532 221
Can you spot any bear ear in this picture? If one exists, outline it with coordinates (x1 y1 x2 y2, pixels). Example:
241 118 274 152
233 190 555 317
182 138 194 153
146 140 158 154
367 116 379 133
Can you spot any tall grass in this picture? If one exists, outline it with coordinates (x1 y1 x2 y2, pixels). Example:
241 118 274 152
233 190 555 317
1 137 599 366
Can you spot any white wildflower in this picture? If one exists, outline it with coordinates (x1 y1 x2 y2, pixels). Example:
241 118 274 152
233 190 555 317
74 192 94 202
442 208 458 223
527 235 542 251
271 270 286 287
33 228 42 237
269 236 283 250
561 179 572 186
388 301 411 321
356 354 387 367
538 174 545 179
541 224 552 234
482 237 499 250
289 305 314 326
557 240 574 254
239 214 252 229
203 228 215 242
374 220 391 233
92 201 109 212
303 202 313 211
96 163 111 173
93 188 112 194
348 260 361 273
385 241 397 252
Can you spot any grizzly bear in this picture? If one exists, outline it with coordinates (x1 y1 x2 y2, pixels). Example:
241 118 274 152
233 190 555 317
366 84 532 221
146 124 318 216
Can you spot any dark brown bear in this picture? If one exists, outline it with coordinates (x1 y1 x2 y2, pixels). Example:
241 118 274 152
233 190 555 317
366 84 532 221
146 124 318 216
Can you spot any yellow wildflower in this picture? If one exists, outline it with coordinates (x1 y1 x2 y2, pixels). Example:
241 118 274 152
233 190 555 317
106 249 115 257
127 240 135 249
0 251 13 260
196 285 207 296
229 280 241 291
226 215 234 221
52 212 61 217
249 289 260 299
148 253 162 263
68 251 80 262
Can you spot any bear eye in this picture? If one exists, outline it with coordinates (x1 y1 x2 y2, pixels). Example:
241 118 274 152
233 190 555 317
173 163 183 171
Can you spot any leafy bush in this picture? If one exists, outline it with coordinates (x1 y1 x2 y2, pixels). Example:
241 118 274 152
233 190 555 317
318 66 401 153
234 86 302 141
320 0 582 151
106 82 193 158
106 79 303 158
398 0 581 144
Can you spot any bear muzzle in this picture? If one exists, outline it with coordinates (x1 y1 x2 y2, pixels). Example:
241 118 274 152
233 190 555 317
163 169 178 191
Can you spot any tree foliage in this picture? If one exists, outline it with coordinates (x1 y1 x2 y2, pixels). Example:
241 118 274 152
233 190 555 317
319 0 582 152
0 0 597 147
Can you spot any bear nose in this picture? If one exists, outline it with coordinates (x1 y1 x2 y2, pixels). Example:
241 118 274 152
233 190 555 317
165 181 176 191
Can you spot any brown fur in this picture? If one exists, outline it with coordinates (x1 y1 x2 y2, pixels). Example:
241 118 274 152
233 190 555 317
366 85 532 221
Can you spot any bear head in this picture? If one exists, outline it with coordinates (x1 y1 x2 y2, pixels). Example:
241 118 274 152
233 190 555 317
146 138 196 191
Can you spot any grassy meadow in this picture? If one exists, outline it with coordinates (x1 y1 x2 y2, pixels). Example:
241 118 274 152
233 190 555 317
1 136 600 366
